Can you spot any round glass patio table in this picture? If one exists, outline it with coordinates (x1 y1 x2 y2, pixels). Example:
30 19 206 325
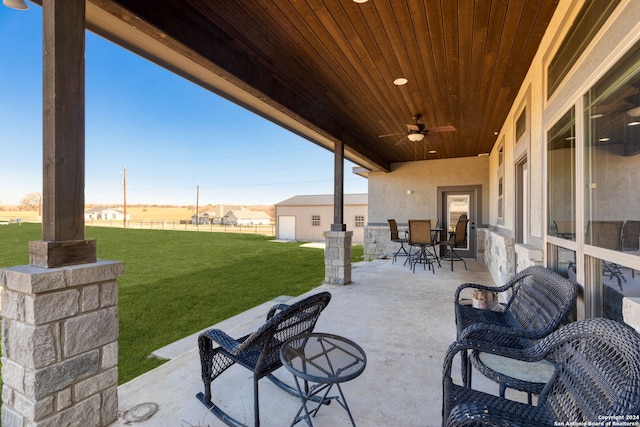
280 333 367 427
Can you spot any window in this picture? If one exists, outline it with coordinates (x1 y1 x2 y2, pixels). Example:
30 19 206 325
498 178 503 219
311 215 321 226
354 215 365 227
496 139 505 223
583 39 640 321
547 108 576 240
547 0 620 98
584 39 640 247
516 108 527 141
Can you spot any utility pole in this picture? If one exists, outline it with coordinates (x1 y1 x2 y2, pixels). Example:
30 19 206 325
195 185 200 227
122 166 127 228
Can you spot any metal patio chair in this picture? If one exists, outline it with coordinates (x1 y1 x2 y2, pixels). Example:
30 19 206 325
408 219 441 273
443 318 640 426
388 218 409 263
439 218 469 271
196 291 332 427
586 220 626 290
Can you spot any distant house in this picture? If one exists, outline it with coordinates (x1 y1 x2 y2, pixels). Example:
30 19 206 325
222 208 271 226
84 207 129 221
274 194 367 243
192 205 242 224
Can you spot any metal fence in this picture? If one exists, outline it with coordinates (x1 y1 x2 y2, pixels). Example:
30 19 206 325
0 217 276 236
87 219 276 236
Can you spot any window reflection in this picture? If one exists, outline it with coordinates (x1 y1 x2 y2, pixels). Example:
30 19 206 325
584 41 640 253
585 40 640 321
594 256 640 323
555 246 577 280
547 108 576 240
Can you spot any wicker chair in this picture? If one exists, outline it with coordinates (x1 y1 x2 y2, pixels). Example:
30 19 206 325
196 291 332 427
443 318 640 426
454 266 578 395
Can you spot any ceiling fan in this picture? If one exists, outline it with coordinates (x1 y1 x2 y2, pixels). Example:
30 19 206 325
379 114 455 145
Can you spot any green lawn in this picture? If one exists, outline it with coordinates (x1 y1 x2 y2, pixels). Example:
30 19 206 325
0 223 363 384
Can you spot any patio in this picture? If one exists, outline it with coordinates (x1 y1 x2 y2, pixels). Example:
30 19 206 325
110 258 522 427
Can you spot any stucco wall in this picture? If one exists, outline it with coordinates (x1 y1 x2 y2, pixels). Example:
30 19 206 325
364 156 489 261
367 156 489 225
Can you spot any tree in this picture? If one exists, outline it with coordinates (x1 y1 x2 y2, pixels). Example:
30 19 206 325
20 192 42 211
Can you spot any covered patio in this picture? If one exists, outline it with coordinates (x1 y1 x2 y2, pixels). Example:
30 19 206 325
110 259 516 427
5 0 640 425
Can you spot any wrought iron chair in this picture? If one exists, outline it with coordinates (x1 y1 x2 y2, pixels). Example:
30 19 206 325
454 266 578 396
439 218 469 271
196 291 332 427
388 219 409 263
408 219 441 273
443 318 640 426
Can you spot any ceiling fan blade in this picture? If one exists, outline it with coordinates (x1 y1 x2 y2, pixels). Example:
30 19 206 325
425 133 443 143
427 125 456 133
379 132 406 138
395 135 409 145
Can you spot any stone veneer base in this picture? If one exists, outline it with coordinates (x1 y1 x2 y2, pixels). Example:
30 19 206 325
1 260 123 427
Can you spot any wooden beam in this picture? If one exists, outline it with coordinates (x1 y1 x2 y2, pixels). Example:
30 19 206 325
37 0 96 267
332 140 345 231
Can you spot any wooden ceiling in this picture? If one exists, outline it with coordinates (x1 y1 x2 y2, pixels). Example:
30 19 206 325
87 0 559 172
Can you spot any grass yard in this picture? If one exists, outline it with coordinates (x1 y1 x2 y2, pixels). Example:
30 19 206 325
0 223 363 384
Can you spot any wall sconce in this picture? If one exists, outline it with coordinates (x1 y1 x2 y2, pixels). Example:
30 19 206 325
406 190 413 195
3 0 29 10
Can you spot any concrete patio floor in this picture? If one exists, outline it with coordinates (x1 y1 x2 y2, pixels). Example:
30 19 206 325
110 258 516 427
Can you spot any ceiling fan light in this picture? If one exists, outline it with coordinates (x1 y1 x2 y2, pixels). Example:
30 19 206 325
2 0 29 10
407 133 425 142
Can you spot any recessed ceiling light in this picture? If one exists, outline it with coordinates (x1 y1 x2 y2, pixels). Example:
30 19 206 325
627 106 640 117
599 137 610 142
590 113 604 119
353 0 368 3
493 131 499 136
393 78 408 86
628 121 640 126
429 150 436 154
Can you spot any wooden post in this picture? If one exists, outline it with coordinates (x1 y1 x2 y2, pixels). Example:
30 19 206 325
332 140 346 231
30 0 96 268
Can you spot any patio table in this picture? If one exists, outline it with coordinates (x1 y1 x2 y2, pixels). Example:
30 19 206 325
280 333 367 426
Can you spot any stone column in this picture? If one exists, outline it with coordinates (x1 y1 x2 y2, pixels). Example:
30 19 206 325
1 260 123 427
325 230 352 285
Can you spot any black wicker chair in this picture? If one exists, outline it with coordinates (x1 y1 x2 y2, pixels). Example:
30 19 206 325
454 266 578 395
443 318 640 427
196 291 332 427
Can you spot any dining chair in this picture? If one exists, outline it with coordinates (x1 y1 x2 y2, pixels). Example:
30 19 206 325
408 219 440 273
439 219 469 271
388 219 409 263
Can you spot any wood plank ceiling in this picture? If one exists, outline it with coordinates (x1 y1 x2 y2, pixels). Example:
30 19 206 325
89 0 559 172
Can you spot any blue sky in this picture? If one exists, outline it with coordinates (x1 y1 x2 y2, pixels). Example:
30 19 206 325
0 6 367 206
